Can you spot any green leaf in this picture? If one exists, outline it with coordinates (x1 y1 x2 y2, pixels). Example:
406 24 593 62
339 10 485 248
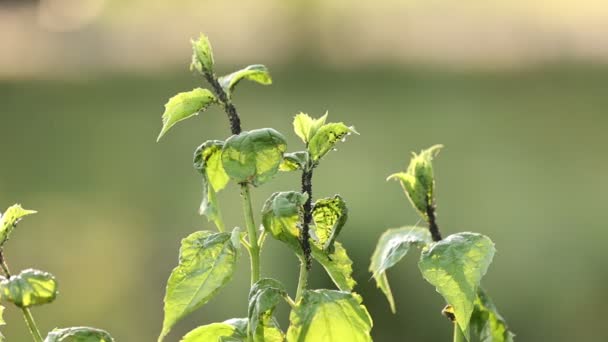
44 327 114 342
160 231 238 341
0 204 36 247
262 192 355 291
194 140 230 230
261 191 306 251
369 227 432 312
0 269 57 308
219 65 272 97
181 322 238 342
248 278 288 341
308 122 357 162
222 128 287 186
311 195 347 253
190 33 214 74
311 242 356 292
470 288 515 342
387 144 443 219
279 152 308 172
293 112 327 144
418 232 495 337
181 318 284 342
286 290 372 342
157 88 217 141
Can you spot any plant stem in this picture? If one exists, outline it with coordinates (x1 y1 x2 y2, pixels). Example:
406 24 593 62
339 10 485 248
203 73 241 135
453 323 466 342
240 183 260 285
295 257 308 302
300 168 313 270
425 199 442 242
0 251 44 342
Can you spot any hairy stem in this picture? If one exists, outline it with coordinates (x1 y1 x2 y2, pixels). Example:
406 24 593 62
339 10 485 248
295 257 308 302
241 184 261 285
0 251 44 342
300 168 313 270
203 73 241 135
426 200 442 242
453 324 466 342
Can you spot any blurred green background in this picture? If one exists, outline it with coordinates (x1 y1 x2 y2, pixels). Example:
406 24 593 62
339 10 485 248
1 1 607 341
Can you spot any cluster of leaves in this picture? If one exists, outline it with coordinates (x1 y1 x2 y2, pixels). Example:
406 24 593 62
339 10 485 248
156 34 371 341
0 204 114 341
369 146 515 341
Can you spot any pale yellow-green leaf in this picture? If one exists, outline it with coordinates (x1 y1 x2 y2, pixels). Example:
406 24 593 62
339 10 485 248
0 204 36 246
219 64 272 97
190 33 214 74
157 88 217 141
0 269 57 308
44 327 114 342
159 231 237 341
292 112 327 144
193 140 229 230
286 290 372 342
308 122 357 161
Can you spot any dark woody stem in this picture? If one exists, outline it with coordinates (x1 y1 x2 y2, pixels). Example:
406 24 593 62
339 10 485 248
203 72 241 135
425 198 442 242
300 168 314 270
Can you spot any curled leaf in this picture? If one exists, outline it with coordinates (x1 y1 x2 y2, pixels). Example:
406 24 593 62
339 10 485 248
369 227 431 312
308 122 358 162
44 327 114 342
222 128 287 186
311 195 348 253
387 144 443 219
190 33 214 74
193 140 229 230
219 64 272 97
0 269 57 308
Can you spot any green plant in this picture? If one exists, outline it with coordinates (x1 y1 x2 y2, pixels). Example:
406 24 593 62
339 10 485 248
156 34 371 341
369 145 515 341
0 204 114 341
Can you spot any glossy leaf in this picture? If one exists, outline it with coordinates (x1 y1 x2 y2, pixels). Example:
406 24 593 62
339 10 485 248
308 122 357 162
261 191 306 251
293 112 327 144
311 195 347 253
387 144 443 219
44 327 114 342
248 278 288 341
0 204 36 247
279 151 308 172
286 290 372 342
160 231 237 341
190 33 214 74
0 269 57 308
418 232 495 337
157 88 217 141
311 242 356 292
369 227 432 312
219 64 272 97
470 288 515 342
222 128 287 186
194 140 230 230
